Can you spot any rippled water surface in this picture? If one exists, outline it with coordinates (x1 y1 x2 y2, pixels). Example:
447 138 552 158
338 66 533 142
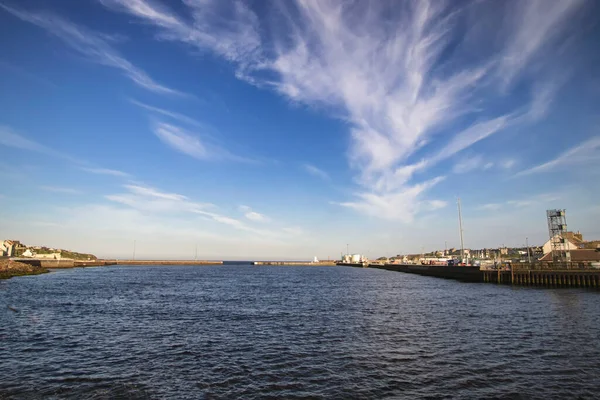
2 265 600 399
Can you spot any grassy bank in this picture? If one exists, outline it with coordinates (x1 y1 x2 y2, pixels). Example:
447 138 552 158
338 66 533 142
0 260 48 280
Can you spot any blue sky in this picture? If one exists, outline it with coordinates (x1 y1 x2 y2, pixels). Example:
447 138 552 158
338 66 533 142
1 0 599 260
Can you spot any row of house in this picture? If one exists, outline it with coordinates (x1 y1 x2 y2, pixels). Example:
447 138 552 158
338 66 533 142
382 231 600 266
1 240 63 259
0 240 26 257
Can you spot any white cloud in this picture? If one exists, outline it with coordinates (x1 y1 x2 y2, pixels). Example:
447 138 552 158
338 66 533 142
152 121 250 162
0 125 79 163
500 159 516 169
478 203 503 211
453 155 484 174
238 205 269 223
245 211 268 222
516 136 600 176
129 99 204 128
498 0 585 87
82 167 130 177
40 186 82 195
153 122 209 159
302 164 329 181
98 0 587 221
477 193 560 211
0 3 185 96
339 176 446 222
104 184 284 237
99 0 262 78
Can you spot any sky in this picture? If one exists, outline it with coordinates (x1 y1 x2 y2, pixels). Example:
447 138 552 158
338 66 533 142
1 0 599 260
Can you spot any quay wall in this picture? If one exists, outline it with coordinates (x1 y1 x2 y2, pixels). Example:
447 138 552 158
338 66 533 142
11 259 222 268
370 263 600 288
373 264 483 282
484 268 600 288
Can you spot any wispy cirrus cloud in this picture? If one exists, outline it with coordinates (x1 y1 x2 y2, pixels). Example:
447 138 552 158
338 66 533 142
99 0 589 221
339 177 447 223
239 205 270 223
0 3 185 96
477 203 503 212
302 164 329 181
106 184 283 236
453 155 485 174
0 125 79 163
82 167 131 178
516 136 600 176
152 121 251 163
98 0 262 78
129 99 205 128
477 193 560 211
40 186 82 195
0 126 135 178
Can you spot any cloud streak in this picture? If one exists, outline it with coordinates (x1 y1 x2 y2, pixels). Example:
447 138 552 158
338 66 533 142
0 125 79 163
0 3 185 96
302 164 329 181
82 168 131 177
98 0 589 221
105 184 285 237
152 121 252 163
516 136 600 176
129 99 205 128
239 205 270 223
40 186 82 195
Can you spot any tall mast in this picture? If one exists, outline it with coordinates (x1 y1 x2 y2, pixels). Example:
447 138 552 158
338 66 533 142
458 198 465 262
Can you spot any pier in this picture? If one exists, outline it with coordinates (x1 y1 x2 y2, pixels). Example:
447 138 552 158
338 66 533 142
372 264 483 282
368 263 600 288
12 259 222 268
483 265 600 288
254 261 335 266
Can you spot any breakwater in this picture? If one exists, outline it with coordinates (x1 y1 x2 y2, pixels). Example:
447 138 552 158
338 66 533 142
254 261 336 266
106 260 223 265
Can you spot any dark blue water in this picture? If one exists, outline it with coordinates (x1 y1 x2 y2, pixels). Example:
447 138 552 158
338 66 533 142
1 265 600 399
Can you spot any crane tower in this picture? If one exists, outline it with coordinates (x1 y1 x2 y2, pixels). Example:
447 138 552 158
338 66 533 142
546 209 571 266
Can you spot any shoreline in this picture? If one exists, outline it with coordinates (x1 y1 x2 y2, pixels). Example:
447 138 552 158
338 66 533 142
0 260 49 280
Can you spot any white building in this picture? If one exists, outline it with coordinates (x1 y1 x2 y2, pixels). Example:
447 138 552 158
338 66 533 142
21 249 34 257
1 240 15 257
342 254 367 264
542 235 580 255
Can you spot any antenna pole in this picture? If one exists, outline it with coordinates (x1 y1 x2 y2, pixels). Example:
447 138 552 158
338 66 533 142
458 198 465 263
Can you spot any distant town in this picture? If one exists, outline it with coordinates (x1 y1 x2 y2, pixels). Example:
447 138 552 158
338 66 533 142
341 229 600 267
0 240 97 261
